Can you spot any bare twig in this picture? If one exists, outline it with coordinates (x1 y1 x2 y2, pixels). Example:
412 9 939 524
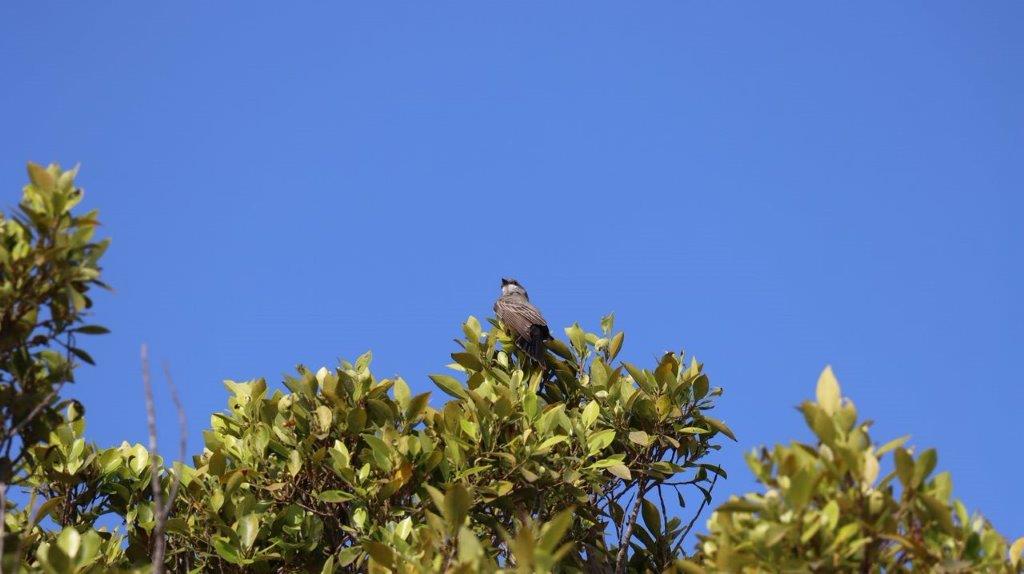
158 362 186 541
141 344 166 572
142 346 187 574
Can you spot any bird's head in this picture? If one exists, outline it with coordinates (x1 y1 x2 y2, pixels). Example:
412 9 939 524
501 277 528 297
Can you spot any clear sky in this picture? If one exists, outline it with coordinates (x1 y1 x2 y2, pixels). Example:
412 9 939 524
2 2 1021 540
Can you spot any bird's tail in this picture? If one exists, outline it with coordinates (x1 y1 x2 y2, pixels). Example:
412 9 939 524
527 324 552 364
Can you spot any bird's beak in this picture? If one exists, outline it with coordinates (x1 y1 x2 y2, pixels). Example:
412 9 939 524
501 278 511 286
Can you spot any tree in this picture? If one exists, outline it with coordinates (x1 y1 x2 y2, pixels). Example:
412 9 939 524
0 163 114 571
683 367 1024 573
0 162 109 483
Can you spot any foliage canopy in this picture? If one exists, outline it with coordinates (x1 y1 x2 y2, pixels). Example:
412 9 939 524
0 163 1020 573
685 367 1024 573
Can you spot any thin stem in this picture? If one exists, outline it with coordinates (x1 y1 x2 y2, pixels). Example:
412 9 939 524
141 344 166 574
141 351 188 574
160 361 187 519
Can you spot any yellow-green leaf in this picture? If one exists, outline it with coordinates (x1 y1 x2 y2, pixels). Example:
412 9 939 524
816 365 841 415
628 430 650 446
607 464 632 480
429 374 468 399
1010 537 1024 567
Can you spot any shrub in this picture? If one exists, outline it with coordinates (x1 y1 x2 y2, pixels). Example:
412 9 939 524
683 367 1024 573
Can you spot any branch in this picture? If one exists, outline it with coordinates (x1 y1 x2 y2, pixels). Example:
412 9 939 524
141 346 187 574
614 479 650 574
160 362 187 516
141 344 165 572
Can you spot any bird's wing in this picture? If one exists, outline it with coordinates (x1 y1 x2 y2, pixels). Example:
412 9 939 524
495 296 547 341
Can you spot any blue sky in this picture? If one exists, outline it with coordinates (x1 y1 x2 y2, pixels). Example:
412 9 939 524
2 2 1021 540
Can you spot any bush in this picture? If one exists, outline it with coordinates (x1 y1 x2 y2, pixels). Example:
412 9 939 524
683 367 1024 573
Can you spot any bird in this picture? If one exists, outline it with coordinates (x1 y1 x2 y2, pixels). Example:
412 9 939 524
493 277 551 364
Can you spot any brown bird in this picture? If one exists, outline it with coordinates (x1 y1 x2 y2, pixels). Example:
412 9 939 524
493 278 551 363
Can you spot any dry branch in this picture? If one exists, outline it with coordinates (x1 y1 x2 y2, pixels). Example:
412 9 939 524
141 344 187 574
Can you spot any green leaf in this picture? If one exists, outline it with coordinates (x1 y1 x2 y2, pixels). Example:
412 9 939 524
405 391 431 421
69 346 95 365
210 490 224 512
460 419 479 440
628 430 651 446
581 400 600 428
704 416 736 441
545 339 575 360
56 527 81 559
565 323 587 353
699 463 728 479
1010 537 1024 567
539 508 576 552
362 433 393 471
785 470 814 511
816 365 841 415
716 498 764 513
27 162 55 190
362 540 396 569
801 402 835 444
32 497 64 526
458 527 484 562
355 350 373 371
538 435 568 452
641 498 662 535
315 405 333 430
395 517 413 541
587 429 617 454
352 507 367 529
676 562 709 574
607 331 624 361
237 514 260 551
318 490 354 503
912 448 937 487
822 499 840 530
920 494 954 534
607 463 632 480
451 351 483 371
876 435 910 457
77 529 101 564
287 449 302 477
589 456 626 469
894 447 914 489
862 451 880 487
424 484 446 514
392 377 411 405
429 374 468 399
209 450 226 476
72 324 110 335
444 483 473 528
